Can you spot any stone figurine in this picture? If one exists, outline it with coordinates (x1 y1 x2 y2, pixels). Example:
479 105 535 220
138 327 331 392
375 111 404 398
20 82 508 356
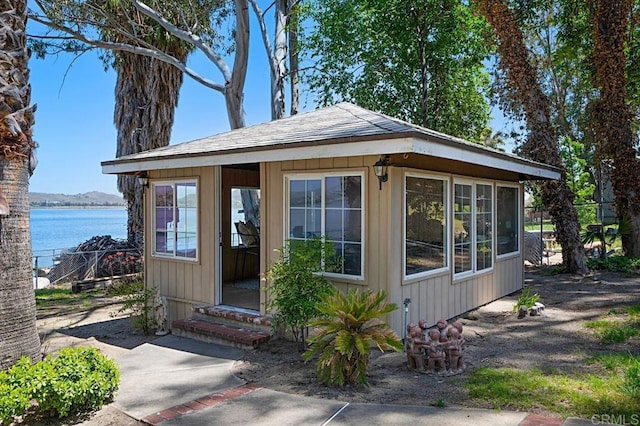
406 318 465 375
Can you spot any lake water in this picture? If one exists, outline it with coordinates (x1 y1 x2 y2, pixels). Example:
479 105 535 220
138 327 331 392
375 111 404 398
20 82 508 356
31 208 127 266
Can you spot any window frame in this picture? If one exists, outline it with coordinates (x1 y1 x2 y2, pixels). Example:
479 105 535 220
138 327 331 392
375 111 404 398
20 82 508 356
453 179 494 280
403 172 450 281
284 171 365 281
496 184 521 259
151 179 199 262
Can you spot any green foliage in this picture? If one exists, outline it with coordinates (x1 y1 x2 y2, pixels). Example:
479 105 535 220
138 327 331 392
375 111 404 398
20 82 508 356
585 304 640 344
301 0 492 141
467 364 640 418
268 238 335 350
620 359 640 399
35 286 96 308
303 289 402 387
0 347 119 423
513 287 540 312
110 280 158 334
586 255 640 273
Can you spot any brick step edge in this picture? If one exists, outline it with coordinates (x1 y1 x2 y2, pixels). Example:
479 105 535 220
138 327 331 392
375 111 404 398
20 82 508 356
193 306 272 330
172 318 270 349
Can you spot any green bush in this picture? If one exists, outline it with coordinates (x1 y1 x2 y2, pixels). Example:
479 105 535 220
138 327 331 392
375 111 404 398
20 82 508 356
110 280 159 334
303 289 403 387
0 347 120 424
513 288 540 313
268 238 335 350
587 255 640 273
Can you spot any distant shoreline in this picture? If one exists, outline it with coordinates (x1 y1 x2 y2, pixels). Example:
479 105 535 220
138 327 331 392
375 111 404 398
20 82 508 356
30 205 126 210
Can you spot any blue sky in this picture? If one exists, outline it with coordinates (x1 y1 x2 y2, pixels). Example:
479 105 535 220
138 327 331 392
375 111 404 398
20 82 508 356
27 17 512 196
28 46 277 195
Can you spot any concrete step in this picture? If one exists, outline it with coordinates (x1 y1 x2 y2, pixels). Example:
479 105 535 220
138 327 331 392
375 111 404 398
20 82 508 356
171 317 270 350
193 305 272 334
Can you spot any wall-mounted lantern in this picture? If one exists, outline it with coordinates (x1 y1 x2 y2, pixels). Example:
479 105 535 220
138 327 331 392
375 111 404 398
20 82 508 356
373 155 390 190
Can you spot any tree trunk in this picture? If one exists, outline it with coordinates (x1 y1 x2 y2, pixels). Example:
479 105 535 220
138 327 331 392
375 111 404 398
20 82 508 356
287 0 299 116
226 0 249 130
478 0 588 274
115 50 186 247
0 0 42 369
271 0 287 120
590 0 640 256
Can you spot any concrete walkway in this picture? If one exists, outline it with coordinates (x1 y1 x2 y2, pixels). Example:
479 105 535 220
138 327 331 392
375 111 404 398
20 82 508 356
113 335 593 426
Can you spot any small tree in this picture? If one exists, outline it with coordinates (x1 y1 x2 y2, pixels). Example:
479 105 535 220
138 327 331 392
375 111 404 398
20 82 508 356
268 238 334 351
303 289 403 387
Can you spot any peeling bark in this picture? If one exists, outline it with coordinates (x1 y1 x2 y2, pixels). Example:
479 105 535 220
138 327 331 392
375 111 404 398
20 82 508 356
478 0 588 274
589 0 640 257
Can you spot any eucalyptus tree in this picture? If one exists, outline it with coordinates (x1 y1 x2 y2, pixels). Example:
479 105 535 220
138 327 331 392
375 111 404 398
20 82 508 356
477 0 588 274
108 1 215 247
31 0 302 127
0 0 42 369
301 0 492 141
588 0 640 256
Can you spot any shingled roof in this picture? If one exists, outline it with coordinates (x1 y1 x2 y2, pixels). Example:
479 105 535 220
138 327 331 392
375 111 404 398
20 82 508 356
101 102 560 180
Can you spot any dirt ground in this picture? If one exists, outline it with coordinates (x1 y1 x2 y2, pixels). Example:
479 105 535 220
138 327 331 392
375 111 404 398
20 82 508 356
232 268 640 413
35 267 640 424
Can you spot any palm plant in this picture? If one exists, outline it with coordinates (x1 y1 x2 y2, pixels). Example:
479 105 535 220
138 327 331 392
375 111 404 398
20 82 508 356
0 0 42 369
303 289 402 387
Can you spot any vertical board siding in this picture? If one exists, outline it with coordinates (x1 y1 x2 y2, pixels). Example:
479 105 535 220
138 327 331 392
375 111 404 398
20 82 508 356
146 167 217 326
396 256 523 334
146 159 525 336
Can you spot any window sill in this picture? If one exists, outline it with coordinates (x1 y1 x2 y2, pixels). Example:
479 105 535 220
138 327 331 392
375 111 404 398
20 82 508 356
402 268 450 285
452 268 494 284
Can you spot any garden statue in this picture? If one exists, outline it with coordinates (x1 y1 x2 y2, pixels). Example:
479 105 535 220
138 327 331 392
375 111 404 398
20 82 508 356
154 289 169 336
406 318 465 375
427 328 446 373
406 325 427 371
405 323 417 368
446 327 464 373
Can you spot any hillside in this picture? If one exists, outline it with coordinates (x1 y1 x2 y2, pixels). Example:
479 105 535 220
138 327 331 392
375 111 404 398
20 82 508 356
29 191 125 207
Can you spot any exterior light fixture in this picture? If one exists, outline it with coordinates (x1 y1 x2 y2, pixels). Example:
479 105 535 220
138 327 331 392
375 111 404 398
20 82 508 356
373 155 390 190
137 171 149 188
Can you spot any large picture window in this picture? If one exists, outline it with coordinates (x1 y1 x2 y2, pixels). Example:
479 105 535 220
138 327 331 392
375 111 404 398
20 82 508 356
404 175 448 278
497 185 520 256
152 180 198 260
287 174 363 278
454 181 493 276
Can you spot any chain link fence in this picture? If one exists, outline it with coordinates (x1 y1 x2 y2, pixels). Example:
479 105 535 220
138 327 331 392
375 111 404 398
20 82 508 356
34 247 143 286
524 201 617 265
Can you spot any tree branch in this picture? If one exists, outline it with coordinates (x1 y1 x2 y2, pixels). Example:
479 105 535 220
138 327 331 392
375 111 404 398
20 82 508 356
28 13 226 93
131 0 233 82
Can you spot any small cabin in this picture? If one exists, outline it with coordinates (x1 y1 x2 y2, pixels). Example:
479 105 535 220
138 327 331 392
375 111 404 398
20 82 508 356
102 103 559 338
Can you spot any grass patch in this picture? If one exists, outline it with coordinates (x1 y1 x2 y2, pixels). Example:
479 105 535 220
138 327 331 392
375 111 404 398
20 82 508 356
35 286 98 309
585 306 640 343
467 363 640 418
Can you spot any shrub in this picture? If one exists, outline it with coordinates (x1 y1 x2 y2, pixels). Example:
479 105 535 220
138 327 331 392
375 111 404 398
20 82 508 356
268 238 335 350
110 280 159 334
303 289 403 387
513 288 540 313
587 255 640 273
0 347 119 424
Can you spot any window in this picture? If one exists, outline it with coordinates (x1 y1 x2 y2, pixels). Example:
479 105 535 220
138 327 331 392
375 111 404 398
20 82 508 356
152 180 197 259
404 174 448 278
287 174 363 278
454 181 493 276
497 186 520 256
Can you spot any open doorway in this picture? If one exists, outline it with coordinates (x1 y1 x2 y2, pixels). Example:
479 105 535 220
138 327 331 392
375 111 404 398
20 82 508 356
220 165 261 311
